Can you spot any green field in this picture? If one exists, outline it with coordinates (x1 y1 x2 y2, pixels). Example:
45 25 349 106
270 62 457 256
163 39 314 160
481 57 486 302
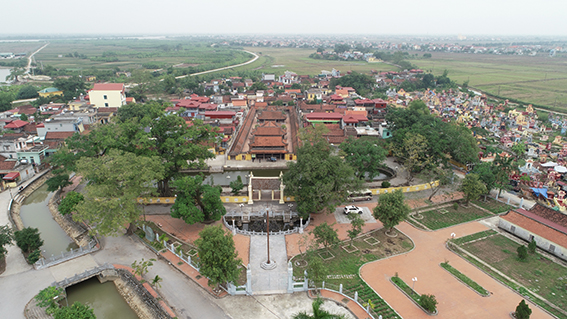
239 47 398 75
0 41 44 54
408 52 567 110
30 39 251 71
455 233 567 318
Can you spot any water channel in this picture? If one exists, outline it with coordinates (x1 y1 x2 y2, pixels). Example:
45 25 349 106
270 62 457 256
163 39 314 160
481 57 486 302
194 168 391 186
65 277 138 319
19 184 78 257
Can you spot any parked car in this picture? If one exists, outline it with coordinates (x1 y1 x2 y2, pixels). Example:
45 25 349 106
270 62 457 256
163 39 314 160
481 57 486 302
343 205 364 215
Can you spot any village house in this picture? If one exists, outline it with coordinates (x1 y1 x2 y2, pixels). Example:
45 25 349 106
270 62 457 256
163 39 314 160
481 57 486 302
88 83 127 108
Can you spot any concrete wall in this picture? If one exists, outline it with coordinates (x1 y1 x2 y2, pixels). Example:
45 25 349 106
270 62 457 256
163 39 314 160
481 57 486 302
498 218 567 261
90 90 126 108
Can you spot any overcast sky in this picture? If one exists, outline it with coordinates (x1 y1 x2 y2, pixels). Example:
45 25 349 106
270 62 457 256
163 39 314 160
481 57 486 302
3 0 566 36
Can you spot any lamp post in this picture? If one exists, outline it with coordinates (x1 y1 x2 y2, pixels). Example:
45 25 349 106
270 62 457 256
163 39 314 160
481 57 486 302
8 186 13 200
412 277 418 290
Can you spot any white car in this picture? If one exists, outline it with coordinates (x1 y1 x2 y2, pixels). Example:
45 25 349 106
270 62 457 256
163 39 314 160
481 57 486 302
343 205 363 215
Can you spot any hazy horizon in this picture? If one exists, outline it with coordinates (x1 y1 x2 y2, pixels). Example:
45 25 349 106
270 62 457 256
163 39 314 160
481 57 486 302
3 0 566 37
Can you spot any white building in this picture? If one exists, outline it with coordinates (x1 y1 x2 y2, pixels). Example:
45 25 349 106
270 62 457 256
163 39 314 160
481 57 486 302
88 83 126 108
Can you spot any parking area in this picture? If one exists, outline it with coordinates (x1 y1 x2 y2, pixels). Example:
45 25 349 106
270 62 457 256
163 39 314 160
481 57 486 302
334 205 376 224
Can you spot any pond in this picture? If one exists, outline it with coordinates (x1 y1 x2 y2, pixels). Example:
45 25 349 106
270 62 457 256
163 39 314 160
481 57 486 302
19 184 78 257
65 277 139 319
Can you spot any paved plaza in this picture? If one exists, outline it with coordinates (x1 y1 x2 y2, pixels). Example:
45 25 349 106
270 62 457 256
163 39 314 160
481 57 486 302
249 235 289 294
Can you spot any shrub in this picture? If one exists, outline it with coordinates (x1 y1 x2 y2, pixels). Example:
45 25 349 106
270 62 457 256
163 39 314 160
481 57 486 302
528 239 536 254
14 227 43 253
381 181 391 188
515 299 532 319
229 175 244 195
419 294 437 313
517 245 528 261
453 203 459 211
27 249 41 264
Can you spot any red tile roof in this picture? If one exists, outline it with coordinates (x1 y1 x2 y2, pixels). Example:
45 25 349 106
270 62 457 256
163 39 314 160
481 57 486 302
254 127 283 136
304 112 343 120
92 83 125 91
502 209 567 248
5 120 29 129
45 131 75 140
527 204 567 228
0 159 16 170
250 136 286 148
258 111 286 121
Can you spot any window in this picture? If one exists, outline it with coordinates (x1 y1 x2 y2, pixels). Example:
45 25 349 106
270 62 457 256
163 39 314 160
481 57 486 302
549 245 556 253
510 225 516 233
528 234 534 242
103 95 108 100
105 103 109 107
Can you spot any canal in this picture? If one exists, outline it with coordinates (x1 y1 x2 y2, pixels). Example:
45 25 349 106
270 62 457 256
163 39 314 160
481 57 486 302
65 277 138 319
19 184 78 257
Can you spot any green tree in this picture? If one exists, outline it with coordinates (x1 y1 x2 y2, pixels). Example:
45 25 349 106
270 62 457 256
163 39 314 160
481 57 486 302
6 67 25 84
459 173 487 205
334 43 350 54
131 258 156 278
20 113 28 121
419 294 438 313
305 253 328 294
347 214 365 247
395 132 432 185
14 227 43 253
512 143 526 158
493 154 514 196
283 135 360 218
291 83 302 90
251 82 268 91
58 191 84 215
229 175 244 195
115 101 165 124
329 72 374 96
312 222 339 250
46 174 72 192
528 239 537 254
74 149 164 236
517 245 528 261
171 175 226 225
340 137 387 180
54 76 87 99
420 166 453 201
35 286 64 314
373 189 410 235
147 115 217 196
472 162 496 200
53 302 96 319
16 85 39 99
293 297 345 319
515 299 532 319
0 225 14 259
195 225 241 289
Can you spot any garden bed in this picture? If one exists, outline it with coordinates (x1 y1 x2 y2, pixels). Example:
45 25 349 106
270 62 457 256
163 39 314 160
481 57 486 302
439 262 489 296
472 198 513 214
408 203 493 230
390 276 437 315
291 228 413 319
450 232 567 319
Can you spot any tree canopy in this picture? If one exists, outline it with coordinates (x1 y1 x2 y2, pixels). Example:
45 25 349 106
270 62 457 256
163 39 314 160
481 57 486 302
386 100 479 167
340 137 387 180
283 136 360 218
329 72 375 96
74 149 164 236
58 191 84 216
170 175 226 224
459 173 487 205
373 189 410 233
0 225 14 259
195 225 241 288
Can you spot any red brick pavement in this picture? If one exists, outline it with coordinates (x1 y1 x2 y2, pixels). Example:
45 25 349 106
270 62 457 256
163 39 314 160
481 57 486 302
359 222 553 319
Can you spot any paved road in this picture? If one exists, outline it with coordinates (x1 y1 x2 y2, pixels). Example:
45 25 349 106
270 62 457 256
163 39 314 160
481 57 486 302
174 50 259 79
360 221 553 319
25 43 49 74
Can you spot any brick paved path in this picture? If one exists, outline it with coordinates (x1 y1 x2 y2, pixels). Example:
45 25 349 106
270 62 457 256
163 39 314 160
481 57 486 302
360 222 553 319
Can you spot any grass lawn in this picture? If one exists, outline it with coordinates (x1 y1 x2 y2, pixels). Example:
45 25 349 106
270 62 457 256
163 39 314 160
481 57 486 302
240 47 399 76
291 229 413 319
408 52 567 110
472 198 513 214
440 262 489 296
408 203 493 230
454 233 567 319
